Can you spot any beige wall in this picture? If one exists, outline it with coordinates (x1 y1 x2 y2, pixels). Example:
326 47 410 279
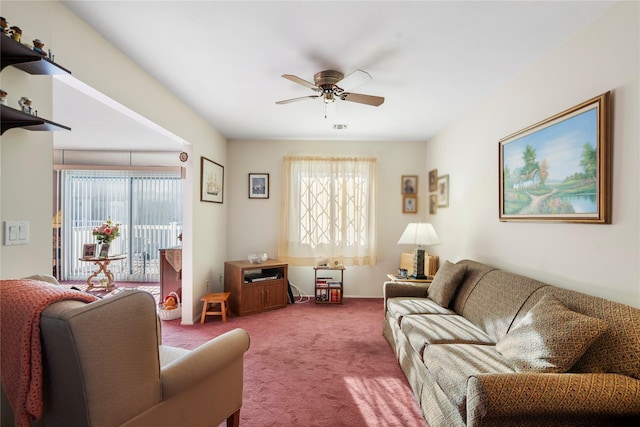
425 1 639 307
228 3 639 303
2 1 636 309
227 139 428 297
0 1 228 323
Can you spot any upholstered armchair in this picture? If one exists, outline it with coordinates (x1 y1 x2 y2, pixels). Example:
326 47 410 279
1 288 250 427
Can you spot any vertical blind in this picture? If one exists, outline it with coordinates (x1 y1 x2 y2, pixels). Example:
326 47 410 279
57 169 182 282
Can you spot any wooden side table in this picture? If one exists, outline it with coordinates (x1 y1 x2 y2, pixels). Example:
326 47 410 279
79 254 126 291
386 274 433 284
314 266 345 304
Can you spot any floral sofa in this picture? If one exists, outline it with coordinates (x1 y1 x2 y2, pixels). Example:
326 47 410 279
383 259 640 427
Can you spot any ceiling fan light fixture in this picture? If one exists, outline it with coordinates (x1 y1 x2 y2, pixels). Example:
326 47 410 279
276 69 384 115
324 100 337 119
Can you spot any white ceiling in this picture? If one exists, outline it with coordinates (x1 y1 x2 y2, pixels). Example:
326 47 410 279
54 0 615 151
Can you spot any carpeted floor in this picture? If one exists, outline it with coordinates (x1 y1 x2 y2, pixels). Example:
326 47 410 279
162 298 428 427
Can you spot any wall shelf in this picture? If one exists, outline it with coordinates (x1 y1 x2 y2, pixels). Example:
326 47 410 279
1 105 71 134
1 35 71 75
1 35 72 134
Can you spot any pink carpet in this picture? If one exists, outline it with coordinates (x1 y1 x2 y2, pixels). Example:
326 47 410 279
161 298 428 427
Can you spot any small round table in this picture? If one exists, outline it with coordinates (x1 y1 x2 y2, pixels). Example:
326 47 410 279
79 254 126 291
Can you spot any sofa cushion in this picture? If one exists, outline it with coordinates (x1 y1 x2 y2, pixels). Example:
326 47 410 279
428 261 467 307
401 314 494 356
387 297 455 325
424 344 515 421
496 294 608 373
459 269 549 342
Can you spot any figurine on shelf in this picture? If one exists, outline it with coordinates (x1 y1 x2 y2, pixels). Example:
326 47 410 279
0 17 9 36
18 97 35 115
32 39 48 57
0 90 7 106
9 26 21 43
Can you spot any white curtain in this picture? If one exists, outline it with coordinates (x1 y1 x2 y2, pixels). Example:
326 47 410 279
279 156 377 266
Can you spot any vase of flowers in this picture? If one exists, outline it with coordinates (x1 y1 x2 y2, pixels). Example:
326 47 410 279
92 218 120 257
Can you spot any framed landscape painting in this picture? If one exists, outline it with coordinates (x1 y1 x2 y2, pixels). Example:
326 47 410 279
499 92 610 223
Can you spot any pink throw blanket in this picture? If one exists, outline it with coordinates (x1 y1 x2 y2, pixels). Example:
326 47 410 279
0 280 98 427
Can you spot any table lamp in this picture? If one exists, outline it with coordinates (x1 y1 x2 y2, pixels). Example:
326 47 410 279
397 222 440 279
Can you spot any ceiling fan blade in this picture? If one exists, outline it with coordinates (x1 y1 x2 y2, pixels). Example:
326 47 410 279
275 95 320 105
341 92 385 106
282 74 319 91
336 69 372 91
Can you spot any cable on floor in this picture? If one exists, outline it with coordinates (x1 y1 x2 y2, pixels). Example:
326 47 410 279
289 282 311 303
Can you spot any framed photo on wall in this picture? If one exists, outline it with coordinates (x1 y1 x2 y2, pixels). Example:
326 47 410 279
437 175 449 208
403 195 417 213
401 175 417 194
498 92 610 223
428 169 438 192
429 194 438 215
201 156 224 203
249 173 269 199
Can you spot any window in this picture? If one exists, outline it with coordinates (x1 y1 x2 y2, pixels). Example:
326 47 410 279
279 156 377 266
57 169 182 282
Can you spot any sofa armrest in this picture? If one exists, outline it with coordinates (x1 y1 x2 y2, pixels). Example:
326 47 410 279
467 372 640 426
383 281 429 312
121 328 250 427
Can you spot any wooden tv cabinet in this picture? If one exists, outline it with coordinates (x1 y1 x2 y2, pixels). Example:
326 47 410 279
224 259 288 316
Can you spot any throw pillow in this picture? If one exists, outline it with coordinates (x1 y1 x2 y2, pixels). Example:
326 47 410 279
427 261 467 307
496 294 607 373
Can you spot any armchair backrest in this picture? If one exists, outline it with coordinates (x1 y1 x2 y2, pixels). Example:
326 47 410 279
34 290 162 427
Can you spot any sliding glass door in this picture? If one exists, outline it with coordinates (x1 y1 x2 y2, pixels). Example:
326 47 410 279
57 169 182 282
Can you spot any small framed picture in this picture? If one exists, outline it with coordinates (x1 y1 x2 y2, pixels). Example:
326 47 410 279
403 195 417 213
401 175 417 194
249 173 269 199
437 175 449 208
428 169 438 192
98 244 110 258
429 194 438 215
82 243 96 258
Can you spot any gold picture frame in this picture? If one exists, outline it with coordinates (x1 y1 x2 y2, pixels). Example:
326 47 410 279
437 175 449 208
429 194 438 215
428 169 438 192
499 92 610 223
403 195 417 213
401 175 417 194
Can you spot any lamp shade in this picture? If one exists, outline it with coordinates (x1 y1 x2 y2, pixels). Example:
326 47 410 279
397 223 440 246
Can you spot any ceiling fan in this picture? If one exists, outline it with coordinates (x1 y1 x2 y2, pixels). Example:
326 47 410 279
276 69 384 117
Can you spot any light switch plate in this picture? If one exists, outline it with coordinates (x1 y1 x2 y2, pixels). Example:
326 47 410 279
3 221 29 245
